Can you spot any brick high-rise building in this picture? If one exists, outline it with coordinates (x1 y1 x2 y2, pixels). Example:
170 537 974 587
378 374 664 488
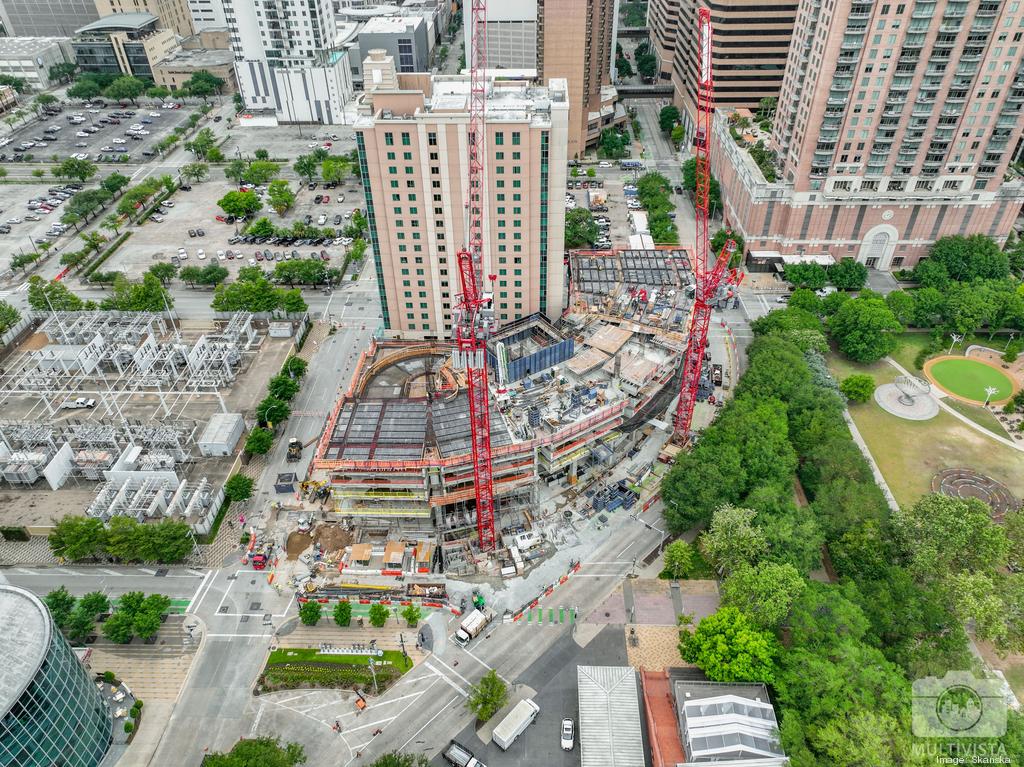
356 57 569 338
649 0 796 136
714 0 1024 269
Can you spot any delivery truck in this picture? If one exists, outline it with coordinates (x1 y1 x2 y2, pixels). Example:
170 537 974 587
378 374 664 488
454 607 496 647
492 699 541 750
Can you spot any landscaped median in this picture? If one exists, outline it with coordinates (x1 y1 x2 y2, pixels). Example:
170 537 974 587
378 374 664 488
256 648 413 695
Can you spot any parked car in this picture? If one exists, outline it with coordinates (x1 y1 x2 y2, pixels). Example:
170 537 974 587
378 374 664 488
560 719 575 751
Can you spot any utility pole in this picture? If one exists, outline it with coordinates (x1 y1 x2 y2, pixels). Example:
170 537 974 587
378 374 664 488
367 656 378 695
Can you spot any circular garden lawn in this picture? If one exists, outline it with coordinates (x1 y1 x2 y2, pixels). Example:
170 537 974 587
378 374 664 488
927 358 1015 403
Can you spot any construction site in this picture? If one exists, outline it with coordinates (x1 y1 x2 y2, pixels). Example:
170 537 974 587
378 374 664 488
0 311 293 535
306 247 714 578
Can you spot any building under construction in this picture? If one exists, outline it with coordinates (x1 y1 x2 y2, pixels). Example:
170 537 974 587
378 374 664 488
312 249 693 574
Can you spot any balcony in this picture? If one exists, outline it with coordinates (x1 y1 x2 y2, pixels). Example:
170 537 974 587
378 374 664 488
943 5 967 19
998 114 1021 127
912 5 935 20
883 105 905 117
976 4 1000 17
827 96 848 106
938 22 961 34
841 36 865 51
832 80 853 92
971 20 995 32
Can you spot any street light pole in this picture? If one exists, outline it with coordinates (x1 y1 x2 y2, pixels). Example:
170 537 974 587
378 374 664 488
367 656 378 695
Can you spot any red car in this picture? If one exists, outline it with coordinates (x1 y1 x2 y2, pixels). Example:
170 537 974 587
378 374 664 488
322 195 330 203
323 142 332 148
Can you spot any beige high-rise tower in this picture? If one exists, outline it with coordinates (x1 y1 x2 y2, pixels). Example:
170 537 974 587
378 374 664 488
713 0 1024 269
538 0 619 159
94 0 194 37
356 61 569 339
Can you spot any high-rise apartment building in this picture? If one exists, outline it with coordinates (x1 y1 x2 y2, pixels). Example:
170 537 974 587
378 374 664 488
225 0 353 123
95 0 194 38
715 0 1024 269
0 0 100 37
650 0 796 135
467 0 624 158
539 0 622 159
355 54 569 338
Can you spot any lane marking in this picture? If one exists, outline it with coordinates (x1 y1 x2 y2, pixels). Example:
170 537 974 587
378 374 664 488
249 703 265 736
425 656 473 689
425 664 468 698
394 696 460 755
187 570 213 613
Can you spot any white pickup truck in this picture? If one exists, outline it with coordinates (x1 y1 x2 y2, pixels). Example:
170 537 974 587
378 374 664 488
61 397 97 409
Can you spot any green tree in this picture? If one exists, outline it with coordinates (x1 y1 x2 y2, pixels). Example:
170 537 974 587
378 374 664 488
828 296 903 362
146 85 171 99
369 602 390 628
268 374 300 401
224 474 255 503
68 79 102 100
218 190 263 220
49 62 78 84
67 606 98 644
466 669 508 722
103 75 146 104
101 273 174 312
0 300 21 334
636 53 658 79
928 234 1009 282
242 161 280 185
186 127 217 160
670 124 685 145
884 290 916 326
839 374 875 403
245 427 274 455
267 180 296 215
321 158 351 184
699 505 768 575
680 607 779 683
598 128 629 159
53 157 98 183
299 600 322 626
133 610 162 641
827 259 868 290
913 257 950 289
278 289 308 313
254 148 270 160
181 162 209 183
616 57 634 78
401 603 423 627
365 754 429 767
564 207 599 248
199 264 229 286
246 217 276 237
257 396 290 426
79 591 110 617
282 356 308 378
224 159 247 183
148 262 177 286
784 263 828 290
102 610 136 644
682 158 722 212
658 105 681 133
661 540 694 579
44 586 77 629
101 172 131 197
183 70 225 100
788 288 821 314
49 516 106 561
204 737 306 767
720 562 805 631
333 600 352 627
179 266 203 287
293 154 319 183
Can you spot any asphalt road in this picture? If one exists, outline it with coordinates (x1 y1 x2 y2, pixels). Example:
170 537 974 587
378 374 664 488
0 565 207 601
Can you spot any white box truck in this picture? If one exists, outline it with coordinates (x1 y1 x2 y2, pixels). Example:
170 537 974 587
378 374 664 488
454 607 496 647
492 699 540 750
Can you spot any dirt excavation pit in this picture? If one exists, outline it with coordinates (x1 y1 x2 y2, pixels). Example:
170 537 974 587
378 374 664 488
313 524 353 556
286 531 313 560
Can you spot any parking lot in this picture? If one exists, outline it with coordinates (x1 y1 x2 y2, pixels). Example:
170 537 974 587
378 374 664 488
104 175 366 279
0 103 193 165
0 182 88 273
565 176 637 249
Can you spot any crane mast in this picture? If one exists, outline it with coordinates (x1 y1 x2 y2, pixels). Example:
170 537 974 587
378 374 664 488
453 0 497 552
674 6 737 441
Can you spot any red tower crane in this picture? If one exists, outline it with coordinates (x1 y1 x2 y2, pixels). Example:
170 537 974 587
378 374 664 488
674 7 737 441
453 0 497 552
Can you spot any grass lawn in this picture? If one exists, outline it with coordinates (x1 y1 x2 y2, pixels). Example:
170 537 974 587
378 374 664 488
847 400 1024 506
929 358 1014 402
942 399 1008 437
826 352 900 387
1004 665 1024 702
268 648 413 672
889 333 933 372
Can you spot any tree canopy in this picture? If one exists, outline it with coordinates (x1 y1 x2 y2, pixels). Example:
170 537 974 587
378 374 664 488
680 606 780 683
828 296 903 362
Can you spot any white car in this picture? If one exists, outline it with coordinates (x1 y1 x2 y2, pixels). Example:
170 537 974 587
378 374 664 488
149 112 161 117
88 108 101 114
163 201 174 207
24 214 39 221
560 718 574 751
112 138 126 144
340 237 353 246
177 247 188 259
75 131 89 137
308 142 319 148
317 214 327 225
217 249 226 260
137 130 149 135
248 258 257 266
598 161 613 168
100 146 114 152
197 249 206 260
6 217 20 224
150 214 165 222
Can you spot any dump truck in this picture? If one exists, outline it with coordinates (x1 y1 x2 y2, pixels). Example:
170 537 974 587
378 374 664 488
492 699 541 750
454 607 496 647
442 740 487 767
